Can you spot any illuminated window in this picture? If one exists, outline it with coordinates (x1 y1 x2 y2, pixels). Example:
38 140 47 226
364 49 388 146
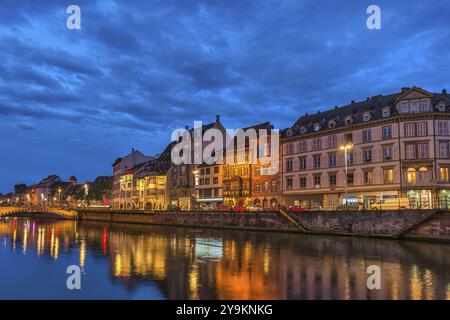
384 169 394 184
440 167 449 182
407 168 416 184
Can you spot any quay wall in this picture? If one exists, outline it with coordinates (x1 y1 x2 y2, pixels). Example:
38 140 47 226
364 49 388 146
76 209 450 242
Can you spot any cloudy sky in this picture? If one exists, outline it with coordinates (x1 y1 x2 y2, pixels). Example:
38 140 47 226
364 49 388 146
0 0 449 193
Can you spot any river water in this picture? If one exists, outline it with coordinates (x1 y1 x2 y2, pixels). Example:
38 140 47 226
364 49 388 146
0 216 448 300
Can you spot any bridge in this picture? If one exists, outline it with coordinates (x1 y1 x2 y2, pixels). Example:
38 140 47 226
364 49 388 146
0 206 77 219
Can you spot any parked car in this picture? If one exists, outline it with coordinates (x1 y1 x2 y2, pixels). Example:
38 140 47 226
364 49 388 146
217 204 231 211
288 205 309 212
232 205 246 212
167 204 181 211
202 204 217 211
245 205 262 212
336 202 364 211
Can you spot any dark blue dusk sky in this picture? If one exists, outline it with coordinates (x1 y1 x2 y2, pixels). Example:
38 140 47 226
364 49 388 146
1 0 449 193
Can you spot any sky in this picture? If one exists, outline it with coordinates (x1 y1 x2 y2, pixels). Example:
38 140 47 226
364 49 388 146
0 0 449 193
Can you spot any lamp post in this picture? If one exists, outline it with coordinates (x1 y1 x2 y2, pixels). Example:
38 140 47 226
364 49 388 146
340 143 353 210
58 188 62 207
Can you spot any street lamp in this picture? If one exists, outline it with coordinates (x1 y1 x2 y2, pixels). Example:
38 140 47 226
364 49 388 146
58 188 62 207
340 143 353 209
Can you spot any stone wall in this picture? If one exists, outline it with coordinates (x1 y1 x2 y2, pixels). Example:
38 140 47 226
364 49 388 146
76 209 450 242
292 210 434 236
77 210 299 231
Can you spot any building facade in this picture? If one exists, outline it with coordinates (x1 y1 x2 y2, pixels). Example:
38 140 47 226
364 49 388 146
281 87 450 209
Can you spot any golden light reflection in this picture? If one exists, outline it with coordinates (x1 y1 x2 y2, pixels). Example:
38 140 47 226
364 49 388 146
79 239 86 268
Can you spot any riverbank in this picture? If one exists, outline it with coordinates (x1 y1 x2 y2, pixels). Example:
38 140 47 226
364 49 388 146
76 209 450 243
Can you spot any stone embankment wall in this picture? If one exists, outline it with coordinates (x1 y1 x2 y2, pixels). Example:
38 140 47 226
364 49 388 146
76 209 450 242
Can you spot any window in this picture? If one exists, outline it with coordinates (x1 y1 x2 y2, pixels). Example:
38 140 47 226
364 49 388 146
405 123 416 137
418 143 428 159
420 100 430 112
417 122 427 136
384 169 394 183
313 124 321 131
312 138 321 150
346 173 354 185
439 142 449 158
409 101 419 113
200 169 205 175
363 149 372 163
286 143 294 155
286 159 293 172
299 177 307 188
214 166 219 173
286 177 293 190
213 177 218 184
400 101 409 113
329 174 337 186
314 175 321 187
382 126 392 139
406 144 416 160
204 178 210 185
363 113 370 121
407 168 416 184
328 135 337 148
364 170 373 184
438 104 446 112
347 152 353 165
438 121 449 135
298 141 308 153
299 157 307 170
271 181 277 192
255 183 261 192
345 133 353 143
440 167 449 182
255 167 261 176
313 155 321 169
205 168 210 175
345 117 353 125
328 153 337 167
383 146 393 161
382 109 390 117
329 121 336 128
362 129 372 142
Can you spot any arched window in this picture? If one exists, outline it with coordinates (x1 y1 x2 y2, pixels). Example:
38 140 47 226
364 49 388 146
407 168 416 183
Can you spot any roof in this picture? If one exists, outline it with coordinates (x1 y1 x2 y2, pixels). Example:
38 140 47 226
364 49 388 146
283 87 450 138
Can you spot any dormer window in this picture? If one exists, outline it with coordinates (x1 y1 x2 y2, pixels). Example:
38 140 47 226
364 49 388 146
437 103 446 112
362 113 371 122
328 120 336 128
299 126 307 134
286 129 294 137
345 116 353 125
420 99 430 112
382 108 390 117
313 123 321 131
400 101 408 113
409 100 419 113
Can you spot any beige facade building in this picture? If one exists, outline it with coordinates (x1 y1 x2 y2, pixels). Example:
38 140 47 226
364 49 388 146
281 87 450 209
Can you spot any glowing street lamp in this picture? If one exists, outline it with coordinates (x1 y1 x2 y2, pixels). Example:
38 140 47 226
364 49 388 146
84 183 89 205
58 188 62 206
340 143 353 209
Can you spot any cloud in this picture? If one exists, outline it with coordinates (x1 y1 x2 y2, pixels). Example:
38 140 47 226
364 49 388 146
0 0 449 192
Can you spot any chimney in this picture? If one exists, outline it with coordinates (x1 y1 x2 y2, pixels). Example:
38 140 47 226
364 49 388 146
131 148 135 153
215 115 220 123
351 100 355 104
401 87 410 93
442 89 447 94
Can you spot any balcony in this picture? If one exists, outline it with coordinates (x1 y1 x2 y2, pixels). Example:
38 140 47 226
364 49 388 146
402 178 435 187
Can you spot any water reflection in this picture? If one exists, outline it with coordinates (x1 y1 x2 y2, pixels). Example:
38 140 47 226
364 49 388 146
0 217 449 300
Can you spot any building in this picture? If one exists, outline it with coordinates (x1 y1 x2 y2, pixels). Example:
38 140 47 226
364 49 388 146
112 149 154 209
223 122 281 207
195 163 223 208
281 86 450 209
169 115 226 210
35 175 62 205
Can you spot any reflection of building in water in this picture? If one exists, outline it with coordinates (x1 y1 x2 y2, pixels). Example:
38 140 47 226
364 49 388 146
0 218 449 300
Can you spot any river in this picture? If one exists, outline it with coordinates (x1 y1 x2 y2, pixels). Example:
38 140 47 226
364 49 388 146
0 216 448 299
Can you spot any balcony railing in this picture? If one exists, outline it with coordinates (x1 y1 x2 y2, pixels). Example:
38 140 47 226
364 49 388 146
402 178 435 187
